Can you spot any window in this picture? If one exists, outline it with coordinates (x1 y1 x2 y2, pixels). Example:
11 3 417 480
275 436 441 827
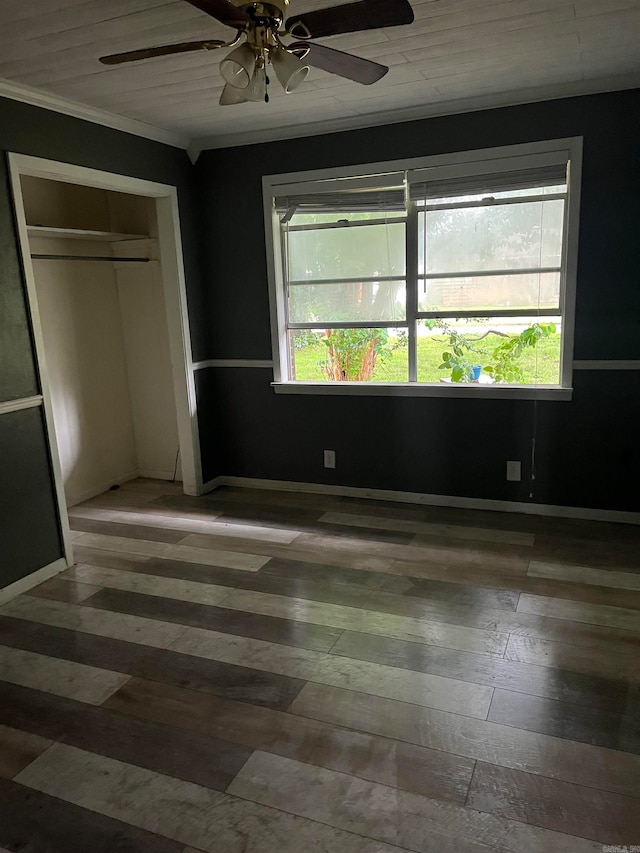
264 140 581 398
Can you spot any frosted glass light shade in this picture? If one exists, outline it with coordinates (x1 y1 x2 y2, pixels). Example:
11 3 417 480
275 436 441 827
220 43 255 89
272 47 310 92
244 66 267 102
219 83 248 105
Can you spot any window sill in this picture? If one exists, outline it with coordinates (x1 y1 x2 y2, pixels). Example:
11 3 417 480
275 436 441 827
271 381 573 400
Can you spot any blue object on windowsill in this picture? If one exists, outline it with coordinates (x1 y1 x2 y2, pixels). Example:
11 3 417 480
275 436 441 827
469 365 482 382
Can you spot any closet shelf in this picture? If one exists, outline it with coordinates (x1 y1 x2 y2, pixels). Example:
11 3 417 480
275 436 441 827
27 226 150 242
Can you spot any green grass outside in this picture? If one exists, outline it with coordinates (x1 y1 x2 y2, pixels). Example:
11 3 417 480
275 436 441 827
292 333 561 384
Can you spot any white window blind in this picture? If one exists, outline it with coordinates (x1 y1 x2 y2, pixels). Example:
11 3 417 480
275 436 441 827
408 152 568 201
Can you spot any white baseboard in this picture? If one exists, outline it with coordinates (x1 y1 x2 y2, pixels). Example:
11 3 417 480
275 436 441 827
138 469 179 481
62 469 178 509
203 475 640 525
0 557 68 605
202 476 224 494
66 470 140 508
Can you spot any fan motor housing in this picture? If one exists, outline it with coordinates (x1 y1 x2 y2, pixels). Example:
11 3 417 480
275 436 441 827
236 0 289 23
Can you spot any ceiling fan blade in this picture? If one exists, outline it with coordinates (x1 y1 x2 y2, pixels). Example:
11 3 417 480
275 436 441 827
291 41 387 84
220 83 248 105
287 0 413 39
183 0 249 29
99 40 225 65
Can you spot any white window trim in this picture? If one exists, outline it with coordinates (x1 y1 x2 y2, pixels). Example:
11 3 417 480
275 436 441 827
262 137 582 400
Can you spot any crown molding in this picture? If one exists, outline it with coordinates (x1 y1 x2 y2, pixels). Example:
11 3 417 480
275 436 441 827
191 73 640 152
0 77 189 151
1 71 637 158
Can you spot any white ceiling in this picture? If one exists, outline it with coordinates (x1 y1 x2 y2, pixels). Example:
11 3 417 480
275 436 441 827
0 0 638 151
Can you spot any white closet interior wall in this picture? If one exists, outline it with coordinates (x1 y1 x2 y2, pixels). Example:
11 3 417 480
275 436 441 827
116 233 183 485
23 177 181 507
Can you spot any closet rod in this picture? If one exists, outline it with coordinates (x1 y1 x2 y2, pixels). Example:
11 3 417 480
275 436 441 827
30 254 150 263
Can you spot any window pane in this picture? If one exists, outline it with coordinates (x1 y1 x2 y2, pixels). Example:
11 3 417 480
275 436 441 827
287 221 405 281
289 280 406 323
417 272 560 313
416 317 561 385
290 328 408 382
418 198 565 274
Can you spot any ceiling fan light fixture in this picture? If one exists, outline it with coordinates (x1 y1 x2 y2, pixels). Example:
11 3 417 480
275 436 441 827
98 0 415 106
272 46 310 93
220 42 256 89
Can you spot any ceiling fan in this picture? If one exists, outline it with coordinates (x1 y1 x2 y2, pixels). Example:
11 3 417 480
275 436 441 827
99 0 415 105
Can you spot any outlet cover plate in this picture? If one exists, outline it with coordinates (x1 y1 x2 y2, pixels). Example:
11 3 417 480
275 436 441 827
506 460 521 481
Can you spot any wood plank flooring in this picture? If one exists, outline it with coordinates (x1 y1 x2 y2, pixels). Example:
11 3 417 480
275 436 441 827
1 478 639 852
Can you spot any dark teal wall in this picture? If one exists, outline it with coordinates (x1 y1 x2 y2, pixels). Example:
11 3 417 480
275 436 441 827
0 98 208 361
195 89 640 361
193 90 640 509
0 408 62 587
1 89 638 595
194 367 638 512
0 161 38 403
0 97 204 589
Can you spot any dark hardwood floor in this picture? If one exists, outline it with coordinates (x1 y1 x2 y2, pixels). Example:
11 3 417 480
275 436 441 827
1 478 639 852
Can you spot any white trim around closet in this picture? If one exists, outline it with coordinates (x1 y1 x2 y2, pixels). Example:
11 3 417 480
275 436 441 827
7 153 204 572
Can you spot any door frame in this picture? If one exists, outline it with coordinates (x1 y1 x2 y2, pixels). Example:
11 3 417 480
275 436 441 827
8 153 203 567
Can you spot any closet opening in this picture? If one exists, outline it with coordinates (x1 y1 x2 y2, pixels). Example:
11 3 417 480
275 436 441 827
8 154 201 568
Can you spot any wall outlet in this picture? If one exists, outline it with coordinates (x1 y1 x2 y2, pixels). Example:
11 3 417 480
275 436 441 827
506 460 521 481
324 449 336 469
